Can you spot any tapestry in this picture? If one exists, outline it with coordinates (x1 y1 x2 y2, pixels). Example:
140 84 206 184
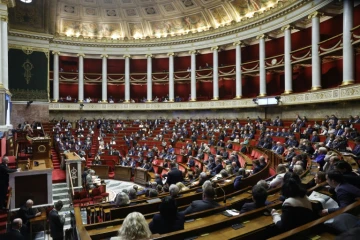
9 48 49 101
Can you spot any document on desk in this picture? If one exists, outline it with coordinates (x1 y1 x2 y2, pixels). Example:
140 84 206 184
309 191 339 209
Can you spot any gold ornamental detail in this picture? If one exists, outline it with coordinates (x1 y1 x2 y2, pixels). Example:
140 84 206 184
22 59 34 84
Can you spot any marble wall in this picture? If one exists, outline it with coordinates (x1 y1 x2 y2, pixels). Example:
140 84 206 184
11 102 49 126
48 101 360 121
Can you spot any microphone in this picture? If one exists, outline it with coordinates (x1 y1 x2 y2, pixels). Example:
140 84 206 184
213 181 226 204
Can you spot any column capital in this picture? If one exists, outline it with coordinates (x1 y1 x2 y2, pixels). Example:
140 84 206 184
0 15 8 22
145 54 153 58
308 11 323 19
281 25 294 32
100 54 108 58
123 54 131 58
52 51 61 55
233 41 242 46
77 53 85 57
167 52 175 57
1 0 15 8
211 46 219 51
256 34 267 40
189 50 197 55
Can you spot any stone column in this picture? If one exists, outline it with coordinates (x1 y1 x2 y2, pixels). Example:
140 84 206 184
146 54 153 102
52 51 60 102
233 41 242 98
0 16 3 89
168 52 175 102
77 53 85 102
257 34 267 96
308 11 321 90
189 50 197 101
211 46 219 100
342 0 354 85
5 100 11 127
101 54 108 102
124 55 131 102
1 14 8 90
282 25 293 94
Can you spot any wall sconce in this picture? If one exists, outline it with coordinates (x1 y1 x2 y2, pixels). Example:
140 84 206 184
26 101 33 107
275 96 281 104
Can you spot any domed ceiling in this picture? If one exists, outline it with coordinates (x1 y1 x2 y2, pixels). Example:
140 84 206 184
8 0 291 40
56 0 285 39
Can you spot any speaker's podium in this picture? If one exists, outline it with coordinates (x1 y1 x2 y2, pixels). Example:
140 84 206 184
134 168 149 185
64 152 85 190
9 169 53 210
32 137 51 160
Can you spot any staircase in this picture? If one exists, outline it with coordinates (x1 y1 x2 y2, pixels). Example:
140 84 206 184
51 148 60 169
0 212 7 235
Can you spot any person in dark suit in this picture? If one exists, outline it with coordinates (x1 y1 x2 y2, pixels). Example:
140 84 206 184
3 218 24 240
211 159 223 176
0 156 17 209
149 196 185 234
182 187 220 215
49 200 65 240
252 160 262 174
321 170 360 215
165 162 184 186
18 199 41 226
240 185 271 214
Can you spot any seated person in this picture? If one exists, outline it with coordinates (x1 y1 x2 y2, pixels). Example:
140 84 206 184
110 212 151 240
92 154 101 165
114 192 130 207
271 177 317 231
149 196 185 234
169 184 180 198
240 185 270 214
149 189 158 198
181 187 220 215
252 160 262 174
321 170 360 216
3 218 24 240
18 199 41 226
86 170 97 189
210 159 223 176
268 164 287 188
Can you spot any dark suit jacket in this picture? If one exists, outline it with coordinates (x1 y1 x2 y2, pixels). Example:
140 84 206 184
211 164 223 175
166 168 184 186
18 206 37 225
240 200 271 214
0 163 16 183
182 199 220 215
328 183 360 213
3 229 24 240
49 209 65 239
149 212 185 234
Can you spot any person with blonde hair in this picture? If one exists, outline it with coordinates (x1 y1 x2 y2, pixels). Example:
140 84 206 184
268 164 287 188
110 212 151 240
176 182 189 192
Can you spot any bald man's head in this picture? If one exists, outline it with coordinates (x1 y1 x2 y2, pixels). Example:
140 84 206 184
26 199 34 208
12 218 22 229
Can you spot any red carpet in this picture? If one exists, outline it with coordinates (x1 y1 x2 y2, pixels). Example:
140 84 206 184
52 169 66 183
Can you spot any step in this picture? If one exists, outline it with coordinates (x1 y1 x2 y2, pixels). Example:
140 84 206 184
52 183 68 189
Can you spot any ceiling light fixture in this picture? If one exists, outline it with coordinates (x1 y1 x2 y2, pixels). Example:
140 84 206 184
21 0 32 3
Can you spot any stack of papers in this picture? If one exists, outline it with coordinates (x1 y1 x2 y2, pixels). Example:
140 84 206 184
309 191 339 209
226 209 240 216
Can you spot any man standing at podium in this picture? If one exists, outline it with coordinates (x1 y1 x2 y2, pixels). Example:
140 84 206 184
0 156 17 209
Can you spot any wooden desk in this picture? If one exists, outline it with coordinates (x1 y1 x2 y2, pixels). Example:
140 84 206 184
91 165 110 179
64 152 82 160
114 166 132 181
30 211 46 240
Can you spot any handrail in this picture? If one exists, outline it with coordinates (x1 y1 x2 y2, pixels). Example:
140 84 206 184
264 53 284 61
6 188 12 210
318 33 343 45
290 45 311 54
67 164 74 197
351 25 360 31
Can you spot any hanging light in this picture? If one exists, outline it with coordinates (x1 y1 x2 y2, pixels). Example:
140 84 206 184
20 0 33 3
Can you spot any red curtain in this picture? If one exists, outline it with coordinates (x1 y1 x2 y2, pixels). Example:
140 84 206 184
175 82 190 100
197 53 213 69
222 79 235 99
153 83 168 99
108 84 125 100
174 56 190 72
59 56 78 73
131 84 146 101
108 59 125 74
84 59 101 73
84 84 102 100
59 83 78 99
322 59 343 89
130 59 147 73
153 58 169 73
